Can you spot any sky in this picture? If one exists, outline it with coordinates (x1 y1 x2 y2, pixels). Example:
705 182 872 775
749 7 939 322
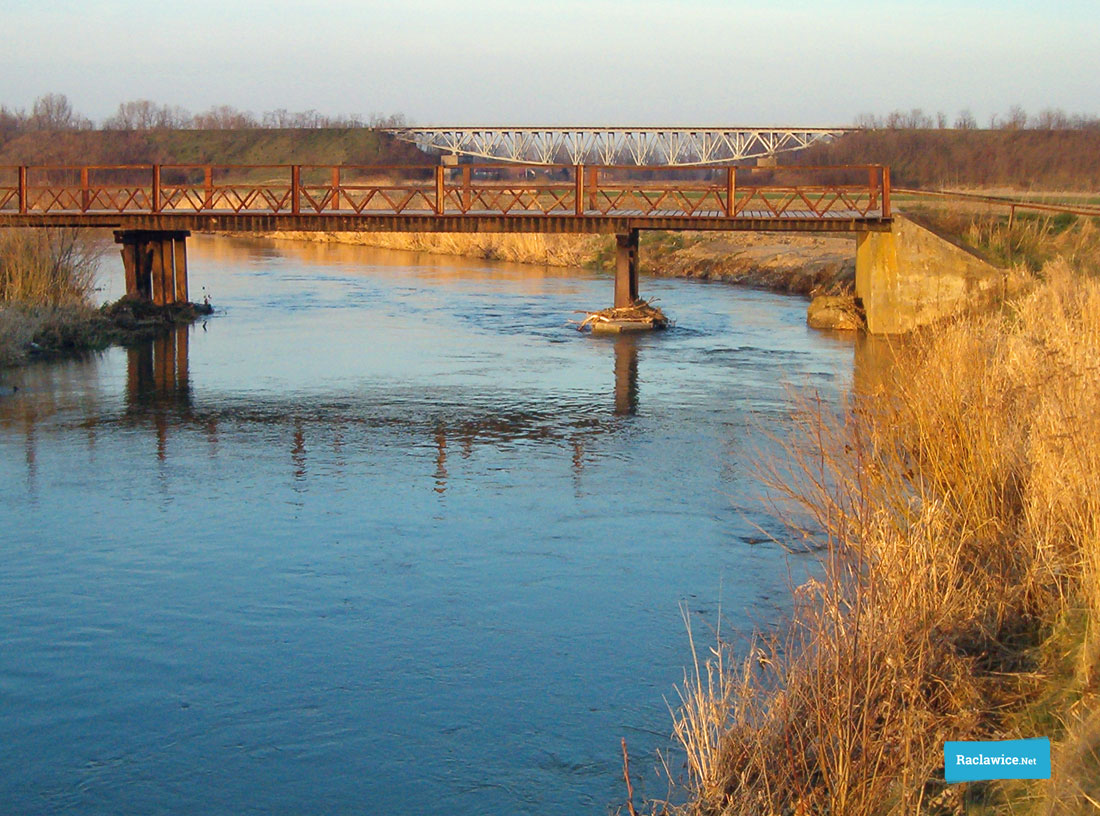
1 0 1097 126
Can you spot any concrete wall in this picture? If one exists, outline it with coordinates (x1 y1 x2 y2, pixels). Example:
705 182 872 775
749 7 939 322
856 214 1008 334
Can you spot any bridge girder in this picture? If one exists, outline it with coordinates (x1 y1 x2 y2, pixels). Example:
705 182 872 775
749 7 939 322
383 127 850 166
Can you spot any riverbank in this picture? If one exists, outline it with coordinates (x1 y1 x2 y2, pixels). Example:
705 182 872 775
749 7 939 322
673 254 1100 814
247 229 858 295
0 298 212 369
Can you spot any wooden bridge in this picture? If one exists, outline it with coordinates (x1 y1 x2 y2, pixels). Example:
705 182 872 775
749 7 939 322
0 162 891 310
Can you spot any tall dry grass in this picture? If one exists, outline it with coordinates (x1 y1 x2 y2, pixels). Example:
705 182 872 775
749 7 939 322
266 230 612 268
0 228 105 367
906 203 1100 274
673 259 1100 815
0 228 102 306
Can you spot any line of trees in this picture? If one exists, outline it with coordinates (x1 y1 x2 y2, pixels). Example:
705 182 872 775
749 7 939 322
855 106 1100 131
0 93 408 138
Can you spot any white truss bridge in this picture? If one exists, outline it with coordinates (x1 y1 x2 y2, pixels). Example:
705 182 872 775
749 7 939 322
383 126 851 166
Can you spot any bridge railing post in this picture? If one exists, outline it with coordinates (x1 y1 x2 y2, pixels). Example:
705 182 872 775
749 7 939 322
882 166 891 218
725 166 736 217
203 166 213 210
331 167 341 211
462 166 471 212
291 165 301 215
434 166 445 215
17 166 27 214
152 165 161 213
868 166 878 211
575 165 584 216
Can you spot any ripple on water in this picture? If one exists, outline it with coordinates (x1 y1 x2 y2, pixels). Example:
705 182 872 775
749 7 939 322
0 236 855 816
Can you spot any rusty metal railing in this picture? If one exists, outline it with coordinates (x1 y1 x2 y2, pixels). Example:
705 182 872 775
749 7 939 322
0 163 891 220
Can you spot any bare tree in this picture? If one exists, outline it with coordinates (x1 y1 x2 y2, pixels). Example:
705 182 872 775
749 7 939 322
29 93 77 130
103 99 192 130
192 105 257 129
955 109 976 129
368 112 407 129
1001 105 1028 129
1032 108 1069 129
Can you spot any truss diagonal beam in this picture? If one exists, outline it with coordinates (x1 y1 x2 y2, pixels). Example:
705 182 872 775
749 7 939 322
383 127 850 166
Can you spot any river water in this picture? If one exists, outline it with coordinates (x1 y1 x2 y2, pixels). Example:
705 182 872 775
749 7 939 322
1 235 858 815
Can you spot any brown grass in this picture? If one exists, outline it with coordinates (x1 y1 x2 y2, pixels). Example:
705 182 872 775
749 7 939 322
902 202 1100 274
0 228 107 366
799 129 1100 190
0 228 103 306
672 258 1100 815
261 230 611 267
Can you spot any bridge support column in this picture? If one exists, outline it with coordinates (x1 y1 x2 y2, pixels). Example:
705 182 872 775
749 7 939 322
614 229 639 308
114 231 191 304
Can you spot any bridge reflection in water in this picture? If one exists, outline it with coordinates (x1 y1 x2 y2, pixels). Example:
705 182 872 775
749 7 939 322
1 323 902 506
5 324 644 492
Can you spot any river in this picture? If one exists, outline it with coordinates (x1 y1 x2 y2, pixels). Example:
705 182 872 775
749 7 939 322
0 234 858 815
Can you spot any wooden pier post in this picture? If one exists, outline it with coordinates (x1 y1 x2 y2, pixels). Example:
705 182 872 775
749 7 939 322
114 230 192 303
173 237 189 303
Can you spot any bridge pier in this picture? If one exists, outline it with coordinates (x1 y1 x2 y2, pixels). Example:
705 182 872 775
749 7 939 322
614 229 640 308
114 230 191 304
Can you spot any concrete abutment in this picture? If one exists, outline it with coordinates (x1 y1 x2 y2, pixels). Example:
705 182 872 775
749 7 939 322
855 215 1009 334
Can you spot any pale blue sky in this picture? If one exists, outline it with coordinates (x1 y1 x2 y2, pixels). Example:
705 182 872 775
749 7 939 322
1 0 1097 125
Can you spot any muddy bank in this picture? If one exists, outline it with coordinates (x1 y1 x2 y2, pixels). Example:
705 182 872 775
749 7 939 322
639 232 856 296
0 298 213 369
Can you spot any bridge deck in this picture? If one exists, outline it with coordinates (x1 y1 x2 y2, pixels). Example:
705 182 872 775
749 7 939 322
0 163 892 233
0 211 889 234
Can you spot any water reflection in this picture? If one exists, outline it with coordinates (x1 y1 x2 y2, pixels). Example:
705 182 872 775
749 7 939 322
203 234 593 293
613 335 640 416
0 324 901 491
125 326 193 460
852 332 905 398
2 326 655 490
0 236 868 816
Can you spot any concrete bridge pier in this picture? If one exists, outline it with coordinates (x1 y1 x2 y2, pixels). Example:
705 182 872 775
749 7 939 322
615 229 640 308
114 230 191 304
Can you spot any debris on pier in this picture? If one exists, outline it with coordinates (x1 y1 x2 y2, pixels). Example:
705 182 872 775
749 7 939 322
575 299 670 333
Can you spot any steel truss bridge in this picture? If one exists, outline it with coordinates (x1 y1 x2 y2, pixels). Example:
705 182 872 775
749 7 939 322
383 127 850 166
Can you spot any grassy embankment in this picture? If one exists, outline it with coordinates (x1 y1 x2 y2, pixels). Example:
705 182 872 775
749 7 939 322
0 127 423 167
669 219 1100 814
797 128 1100 191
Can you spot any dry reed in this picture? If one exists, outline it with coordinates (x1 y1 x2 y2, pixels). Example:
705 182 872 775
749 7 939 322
264 230 612 268
0 228 103 306
673 257 1100 815
0 228 106 366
